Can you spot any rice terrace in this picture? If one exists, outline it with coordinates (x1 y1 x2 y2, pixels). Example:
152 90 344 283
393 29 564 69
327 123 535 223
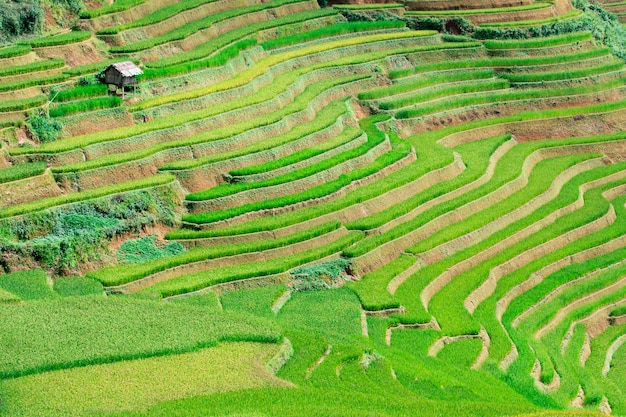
0 0 626 414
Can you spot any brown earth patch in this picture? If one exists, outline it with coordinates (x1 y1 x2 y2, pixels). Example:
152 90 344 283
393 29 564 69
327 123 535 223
34 39 107 67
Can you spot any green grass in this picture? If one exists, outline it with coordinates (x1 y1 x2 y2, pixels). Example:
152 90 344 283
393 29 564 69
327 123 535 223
144 9 339 68
612 305 626 316
394 78 626 119
53 84 108 102
49 96 122 117
0 287 20 303
53 277 104 297
261 21 405 50
87 222 342 286
0 44 32 58
379 78 509 111
0 58 64 77
358 68 495 100
0 342 285 417
479 9 583 28
228 126 361 177
96 0 221 34
483 31 593 49
437 338 483 368
333 2 404 9
0 95 47 112
185 126 379 201
79 0 146 18
161 99 350 171
140 39 257 80
109 0 310 53
140 231 364 297
0 173 175 218
500 60 624 83
405 2 551 16
0 270 57 300
62 59 140 77
389 48 610 79
51 76 364 174
132 30 440 110
0 73 69 93
0 162 46 184
347 254 415 311
182 119 411 224
25 31 91 47
0 296 280 378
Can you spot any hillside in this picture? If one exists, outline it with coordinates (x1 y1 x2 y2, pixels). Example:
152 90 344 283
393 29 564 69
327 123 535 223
0 0 625 415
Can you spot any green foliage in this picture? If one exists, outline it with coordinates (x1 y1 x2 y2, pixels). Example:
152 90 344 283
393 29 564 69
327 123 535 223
260 21 405 50
89 222 341 286
79 0 146 18
0 0 44 42
0 186 180 271
0 58 64 77
0 95 46 112
25 31 91 47
49 96 121 117
0 162 46 184
291 258 352 292
117 235 185 264
0 269 56 300
26 116 62 143
53 276 103 296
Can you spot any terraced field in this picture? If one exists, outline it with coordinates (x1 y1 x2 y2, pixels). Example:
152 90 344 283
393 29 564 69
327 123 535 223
0 0 625 415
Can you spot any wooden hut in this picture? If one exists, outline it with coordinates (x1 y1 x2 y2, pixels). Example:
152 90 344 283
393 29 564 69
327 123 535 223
102 61 143 98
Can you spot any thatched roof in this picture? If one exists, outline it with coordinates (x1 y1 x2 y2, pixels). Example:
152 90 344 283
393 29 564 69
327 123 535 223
107 61 143 77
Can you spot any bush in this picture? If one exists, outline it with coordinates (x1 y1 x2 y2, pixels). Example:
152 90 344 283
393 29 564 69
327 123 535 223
0 0 44 42
291 258 352 292
26 116 62 143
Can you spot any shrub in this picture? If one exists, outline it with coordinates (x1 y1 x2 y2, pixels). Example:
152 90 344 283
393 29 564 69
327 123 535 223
0 0 44 42
26 116 62 143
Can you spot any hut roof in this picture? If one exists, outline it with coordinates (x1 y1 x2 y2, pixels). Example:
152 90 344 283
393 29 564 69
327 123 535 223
108 61 143 77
